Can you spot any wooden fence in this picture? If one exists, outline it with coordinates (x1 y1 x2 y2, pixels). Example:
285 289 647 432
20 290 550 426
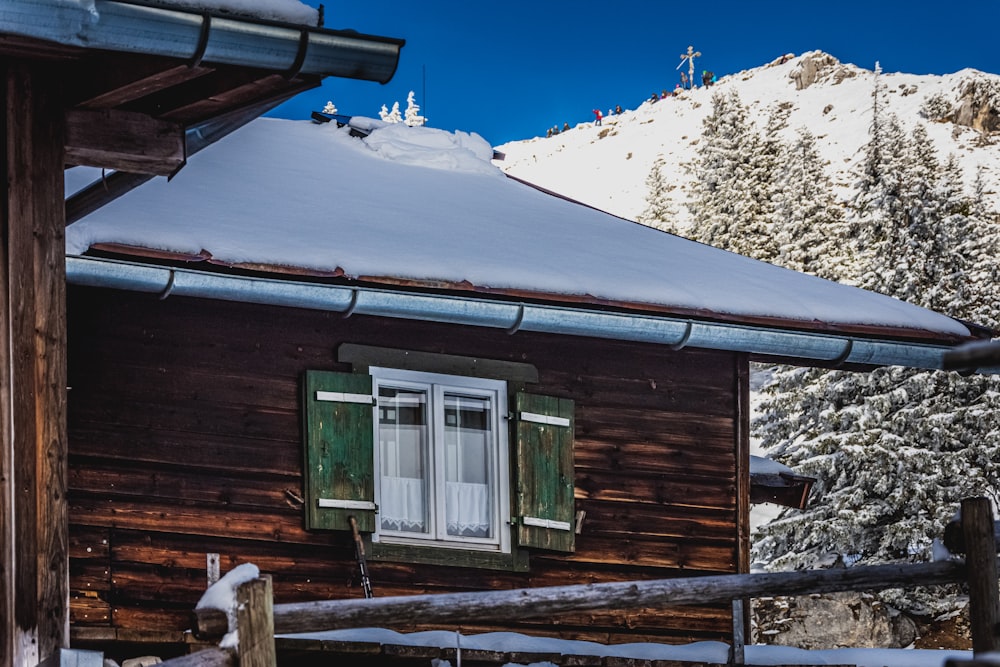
162 497 1000 667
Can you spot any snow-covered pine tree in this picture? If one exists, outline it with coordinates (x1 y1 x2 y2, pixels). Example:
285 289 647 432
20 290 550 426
753 76 1000 613
379 101 403 124
637 154 677 232
852 110 910 293
403 91 427 127
744 104 789 260
772 126 852 282
687 90 776 262
961 166 1000 326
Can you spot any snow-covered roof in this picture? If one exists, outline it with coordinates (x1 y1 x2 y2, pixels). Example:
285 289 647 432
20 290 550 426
65 117 971 351
15 0 318 28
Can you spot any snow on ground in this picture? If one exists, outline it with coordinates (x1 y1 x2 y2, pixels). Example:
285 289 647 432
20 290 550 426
495 52 1000 229
279 627 972 667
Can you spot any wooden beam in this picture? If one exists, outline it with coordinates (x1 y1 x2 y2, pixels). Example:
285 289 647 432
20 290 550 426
0 63 12 667
2 60 70 667
158 73 317 123
267 560 967 634
72 57 214 109
64 171 155 226
65 94 291 225
65 108 185 176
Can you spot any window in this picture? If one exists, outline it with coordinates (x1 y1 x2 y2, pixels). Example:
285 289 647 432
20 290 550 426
302 352 576 569
372 368 510 552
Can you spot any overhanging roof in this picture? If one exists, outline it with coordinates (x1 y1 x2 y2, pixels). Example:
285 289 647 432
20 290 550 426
1 0 403 176
1 0 403 82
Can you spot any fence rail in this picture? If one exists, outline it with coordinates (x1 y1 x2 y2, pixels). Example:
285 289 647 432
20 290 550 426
175 497 1000 667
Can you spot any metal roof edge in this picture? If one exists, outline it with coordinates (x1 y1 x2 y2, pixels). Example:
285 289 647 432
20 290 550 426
1 0 403 82
65 256 973 373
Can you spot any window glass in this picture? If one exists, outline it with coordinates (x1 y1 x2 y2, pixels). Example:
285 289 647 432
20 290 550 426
371 368 509 553
378 386 429 535
444 394 492 538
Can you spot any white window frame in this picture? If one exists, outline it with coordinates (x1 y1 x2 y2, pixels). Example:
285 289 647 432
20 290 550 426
370 367 511 554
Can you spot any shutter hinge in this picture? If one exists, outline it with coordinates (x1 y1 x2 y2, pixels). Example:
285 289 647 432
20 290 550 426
315 391 374 404
318 499 377 511
519 411 570 427
521 516 572 531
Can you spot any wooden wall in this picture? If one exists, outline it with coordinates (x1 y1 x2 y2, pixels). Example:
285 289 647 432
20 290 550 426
66 284 747 646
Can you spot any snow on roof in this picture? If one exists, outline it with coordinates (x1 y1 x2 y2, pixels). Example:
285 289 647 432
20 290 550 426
64 118 970 341
61 0 319 25
749 455 793 476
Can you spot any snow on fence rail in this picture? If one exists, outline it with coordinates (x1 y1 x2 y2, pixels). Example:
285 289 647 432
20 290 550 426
170 497 1000 667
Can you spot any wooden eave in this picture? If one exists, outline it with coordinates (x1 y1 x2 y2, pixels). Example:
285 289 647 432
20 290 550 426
7 34 320 178
749 471 816 510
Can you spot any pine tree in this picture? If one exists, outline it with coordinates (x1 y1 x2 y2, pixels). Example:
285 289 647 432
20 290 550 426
772 126 852 282
752 68 1000 615
687 90 777 262
404 91 427 127
379 101 403 124
637 154 677 232
747 104 790 260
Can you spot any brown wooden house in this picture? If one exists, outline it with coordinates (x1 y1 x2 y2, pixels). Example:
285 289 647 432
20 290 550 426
56 114 981 663
1 3 402 666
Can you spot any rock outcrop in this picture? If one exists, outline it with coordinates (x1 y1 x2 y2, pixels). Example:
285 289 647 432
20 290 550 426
952 78 1000 133
753 592 918 649
789 51 858 90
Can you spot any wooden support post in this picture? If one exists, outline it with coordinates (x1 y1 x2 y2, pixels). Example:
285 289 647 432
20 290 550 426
963 497 1000 655
237 576 276 667
1 60 70 667
730 598 745 665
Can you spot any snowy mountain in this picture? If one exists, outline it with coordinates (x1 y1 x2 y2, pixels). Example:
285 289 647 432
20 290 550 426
495 51 1000 228
492 51 1000 591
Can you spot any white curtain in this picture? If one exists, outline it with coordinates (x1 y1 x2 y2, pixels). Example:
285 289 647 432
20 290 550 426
380 477 491 538
380 476 426 532
446 481 490 537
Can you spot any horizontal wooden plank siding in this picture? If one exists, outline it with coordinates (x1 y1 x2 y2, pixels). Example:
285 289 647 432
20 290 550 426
67 285 743 645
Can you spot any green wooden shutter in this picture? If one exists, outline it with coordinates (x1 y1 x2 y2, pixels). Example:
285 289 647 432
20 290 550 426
303 371 376 532
514 392 575 552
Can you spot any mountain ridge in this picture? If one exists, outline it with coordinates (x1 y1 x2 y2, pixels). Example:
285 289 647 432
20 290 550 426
495 50 1000 229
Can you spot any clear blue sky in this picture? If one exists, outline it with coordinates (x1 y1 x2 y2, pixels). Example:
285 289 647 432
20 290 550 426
268 0 1000 146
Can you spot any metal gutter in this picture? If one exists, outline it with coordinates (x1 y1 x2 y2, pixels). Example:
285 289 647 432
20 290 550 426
1 0 403 83
66 256 974 372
